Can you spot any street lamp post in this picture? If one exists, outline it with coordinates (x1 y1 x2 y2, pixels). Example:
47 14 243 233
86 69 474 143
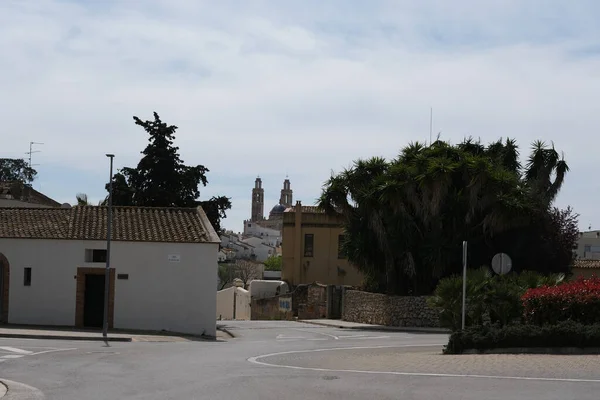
103 154 115 338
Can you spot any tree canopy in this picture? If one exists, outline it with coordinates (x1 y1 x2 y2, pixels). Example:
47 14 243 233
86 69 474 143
0 158 37 183
319 138 577 295
264 255 282 271
106 112 231 233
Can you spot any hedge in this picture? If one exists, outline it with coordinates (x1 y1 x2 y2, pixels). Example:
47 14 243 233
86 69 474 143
522 275 600 326
444 321 600 354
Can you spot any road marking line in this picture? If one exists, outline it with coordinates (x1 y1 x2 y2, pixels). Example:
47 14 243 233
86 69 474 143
352 336 390 340
248 344 600 384
1 354 24 359
0 346 33 355
291 328 339 340
30 348 77 356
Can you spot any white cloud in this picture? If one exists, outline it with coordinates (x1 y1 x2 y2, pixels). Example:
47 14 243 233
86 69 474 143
1 0 599 230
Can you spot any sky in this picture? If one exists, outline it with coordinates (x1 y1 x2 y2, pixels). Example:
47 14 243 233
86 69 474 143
1 0 599 232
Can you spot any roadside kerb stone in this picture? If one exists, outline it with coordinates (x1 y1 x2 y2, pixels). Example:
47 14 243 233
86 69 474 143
217 325 235 338
462 347 600 355
0 379 44 399
0 332 131 342
299 319 450 334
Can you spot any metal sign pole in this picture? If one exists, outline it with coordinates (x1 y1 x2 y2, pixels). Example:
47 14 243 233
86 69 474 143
103 154 115 338
461 241 467 330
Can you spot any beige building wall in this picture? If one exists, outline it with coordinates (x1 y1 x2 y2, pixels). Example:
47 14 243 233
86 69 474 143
575 231 600 259
281 202 363 287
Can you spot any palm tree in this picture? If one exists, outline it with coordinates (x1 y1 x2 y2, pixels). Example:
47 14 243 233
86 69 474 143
75 193 103 206
320 138 542 295
524 141 569 207
76 193 90 206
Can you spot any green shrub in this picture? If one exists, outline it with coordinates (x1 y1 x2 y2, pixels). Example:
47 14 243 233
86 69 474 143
429 268 564 331
444 321 600 354
522 275 600 326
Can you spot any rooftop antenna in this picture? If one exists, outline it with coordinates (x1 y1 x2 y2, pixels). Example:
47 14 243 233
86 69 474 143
25 141 44 184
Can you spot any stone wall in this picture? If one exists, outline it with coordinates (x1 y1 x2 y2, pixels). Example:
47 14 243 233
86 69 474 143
297 283 327 319
250 282 329 320
342 290 439 327
251 293 294 321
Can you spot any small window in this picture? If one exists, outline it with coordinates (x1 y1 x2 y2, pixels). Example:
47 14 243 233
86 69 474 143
338 234 345 259
304 234 314 257
248 223 252 227
85 249 107 263
117 274 129 280
24 267 32 286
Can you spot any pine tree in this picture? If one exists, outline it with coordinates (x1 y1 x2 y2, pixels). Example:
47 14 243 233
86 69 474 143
107 112 231 233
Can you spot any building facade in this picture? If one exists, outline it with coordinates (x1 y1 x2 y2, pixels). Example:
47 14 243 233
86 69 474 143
0 205 220 336
575 230 600 260
281 201 363 287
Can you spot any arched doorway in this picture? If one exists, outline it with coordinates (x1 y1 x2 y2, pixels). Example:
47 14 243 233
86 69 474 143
0 253 9 323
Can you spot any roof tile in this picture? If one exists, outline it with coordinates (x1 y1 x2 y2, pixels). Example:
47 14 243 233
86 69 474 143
573 259 600 269
0 206 219 243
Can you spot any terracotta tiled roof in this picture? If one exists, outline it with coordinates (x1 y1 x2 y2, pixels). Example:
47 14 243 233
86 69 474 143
284 206 326 214
0 206 220 243
573 259 600 269
0 181 61 207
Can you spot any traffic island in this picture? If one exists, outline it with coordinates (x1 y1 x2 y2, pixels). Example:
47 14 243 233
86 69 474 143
444 321 600 355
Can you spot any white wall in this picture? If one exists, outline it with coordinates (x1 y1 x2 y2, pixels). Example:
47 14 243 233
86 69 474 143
234 287 251 320
249 280 289 299
0 238 218 337
216 286 251 320
216 287 235 320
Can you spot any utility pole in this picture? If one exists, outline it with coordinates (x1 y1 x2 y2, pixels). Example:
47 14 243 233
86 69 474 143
103 154 115 338
429 107 433 145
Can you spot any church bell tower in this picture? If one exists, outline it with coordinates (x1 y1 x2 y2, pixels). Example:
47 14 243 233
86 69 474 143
279 177 293 208
251 177 264 221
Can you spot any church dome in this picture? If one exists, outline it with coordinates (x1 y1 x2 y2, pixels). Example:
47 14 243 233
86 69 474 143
270 204 286 214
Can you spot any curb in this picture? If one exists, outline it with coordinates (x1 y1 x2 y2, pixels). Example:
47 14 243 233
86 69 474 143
0 379 44 399
0 333 132 342
298 320 450 334
217 326 235 338
460 347 600 355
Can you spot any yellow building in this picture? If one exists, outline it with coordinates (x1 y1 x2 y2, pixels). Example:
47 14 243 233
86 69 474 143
281 201 363 286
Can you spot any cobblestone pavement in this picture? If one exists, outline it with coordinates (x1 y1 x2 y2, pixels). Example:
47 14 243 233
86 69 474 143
260 345 600 381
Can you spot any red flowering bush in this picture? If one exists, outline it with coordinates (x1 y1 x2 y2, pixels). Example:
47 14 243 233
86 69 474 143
522 275 600 326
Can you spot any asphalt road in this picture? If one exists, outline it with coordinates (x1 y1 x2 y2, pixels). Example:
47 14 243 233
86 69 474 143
1 321 599 399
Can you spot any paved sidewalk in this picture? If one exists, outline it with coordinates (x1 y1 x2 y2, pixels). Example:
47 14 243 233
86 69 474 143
0 325 229 342
298 319 450 334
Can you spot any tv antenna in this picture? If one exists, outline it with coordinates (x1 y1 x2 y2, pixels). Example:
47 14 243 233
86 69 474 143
25 141 44 180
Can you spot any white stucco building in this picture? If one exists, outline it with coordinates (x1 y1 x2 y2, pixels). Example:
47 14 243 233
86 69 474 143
241 237 276 262
0 205 220 337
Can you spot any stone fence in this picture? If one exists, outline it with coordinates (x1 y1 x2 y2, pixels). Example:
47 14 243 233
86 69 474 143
251 282 334 320
342 290 440 327
251 292 294 320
